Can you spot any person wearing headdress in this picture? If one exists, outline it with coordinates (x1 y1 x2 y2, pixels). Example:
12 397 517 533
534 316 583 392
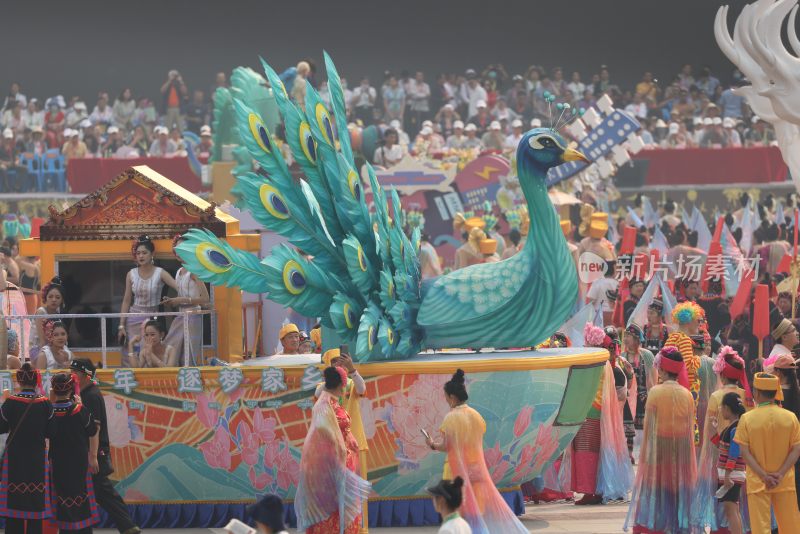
766 354 800 508
163 235 211 365
691 346 751 533
565 324 632 505
623 279 645 326
277 323 301 355
49 372 100 533
30 276 66 363
4 327 22 369
478 238 499 263
734 373 800 532
0 363 56 534
621 324 655 432
665 301 705 443
36 319 73 370
764 318 798 370
424 369 528 533
295 366 370 534
452 216 486 270
309 326 322 353
577 210 616 262
246 494 289 534
625 346 697 534
643 298 670 355
70 358 141 534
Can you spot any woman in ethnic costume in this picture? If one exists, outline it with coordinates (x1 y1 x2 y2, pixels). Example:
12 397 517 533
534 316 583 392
425 370 528 534
49 372 99 534
163 235 210 365
566 324 633 505
0 363 56 534
625 346 698 534
295 366 371 534
691 346 751 533
117 235 178 367
643 299 669 355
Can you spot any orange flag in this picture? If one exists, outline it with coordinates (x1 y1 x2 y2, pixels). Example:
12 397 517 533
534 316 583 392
729 268 755 320
752 284 770 342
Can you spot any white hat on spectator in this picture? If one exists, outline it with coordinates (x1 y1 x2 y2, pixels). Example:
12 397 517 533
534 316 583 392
511 119 523 128
155 125 168 135
722 117 735 128
443 104 454 111
420 126 433 135
465 123 477 132
31 125 43 133
80 119 92 129
422 120 433 128
476 100 487 109
65 128 79 138
389 119 401 129
107 126 119 134
490 121 501 131
712 117 722 126
200 125 212 136
2 128 13 139
530 118 542 128
453 120 464 129
692 117 702 125
668 123 680 134
703 117 713 126
74 102 87 111
655 119 667 128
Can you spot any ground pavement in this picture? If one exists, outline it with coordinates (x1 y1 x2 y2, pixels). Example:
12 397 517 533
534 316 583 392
95 500 630 534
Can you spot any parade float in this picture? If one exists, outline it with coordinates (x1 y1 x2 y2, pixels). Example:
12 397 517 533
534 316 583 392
1 53 615 529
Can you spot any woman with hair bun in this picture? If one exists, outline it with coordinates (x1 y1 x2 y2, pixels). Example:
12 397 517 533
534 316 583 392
30 276 66 363
424 369 527 533
427 476 471 533
295 366 370 534
118 235 177 367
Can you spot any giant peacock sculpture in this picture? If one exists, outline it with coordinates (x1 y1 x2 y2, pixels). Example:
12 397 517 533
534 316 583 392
176 53 585 361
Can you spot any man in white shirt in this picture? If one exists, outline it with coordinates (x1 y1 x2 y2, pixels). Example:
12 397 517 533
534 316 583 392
462 123 482 150
723 117 742 147
350 77 376 126
460 71 488 119
149 126 178 157
373 128 404 167
446 120 466 150
407 71 431 131
504 119 524 152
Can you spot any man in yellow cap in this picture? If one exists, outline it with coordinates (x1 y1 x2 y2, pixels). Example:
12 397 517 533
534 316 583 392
479 238 499 263
453 216 486 270
735 372 800 532
278 323 301 355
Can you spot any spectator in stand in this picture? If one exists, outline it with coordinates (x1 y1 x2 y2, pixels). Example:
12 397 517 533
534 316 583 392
0 129 23 191
89 94 113 127
407 71 431 135
127 125 150 157
677 63 695 90
373 128 404 167
504 119 524 153
211 71 228 99
435 104 461 139
662 122 691 149
481 121 505 152
169 126 187 156
744 117 776 147
672 88 696 118
719 81 746 119
567 72 586 101
290 61 311 109
506 75 528 106
184 90 208 135
636 72 659 105
462 123 482 150
436 73 458 109
696 66 720 99
350 76 376 126
1 82 26 113
389 119 410 150
101 126 124 157
64 100 87 129
595 65 614 96
161 70 187 131
446 120 466 150
525 66 544 96
195 125 213 160
460 69 488 119
80 120 100 155
412 125 444 158
625 93 648 120
492 97 519 125
468 100 491 135
61 129 87 162
700 117 726 148
3 100 26 137
149 125 177 156
723 117 742 147
112 88 136 130
22 99 44 131
543 66 568 97
578 88 596 111
510 89 532 123
382 75 405 124
132 98 158 128
26 126 47 156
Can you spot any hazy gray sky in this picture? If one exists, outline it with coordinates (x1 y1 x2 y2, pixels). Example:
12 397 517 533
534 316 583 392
0 1 758 103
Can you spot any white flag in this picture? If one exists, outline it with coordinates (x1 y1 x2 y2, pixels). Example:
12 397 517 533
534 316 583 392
626 273 662 329
691 206 712 251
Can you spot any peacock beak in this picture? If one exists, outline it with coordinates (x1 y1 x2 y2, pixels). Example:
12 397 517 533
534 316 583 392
561 147 589 163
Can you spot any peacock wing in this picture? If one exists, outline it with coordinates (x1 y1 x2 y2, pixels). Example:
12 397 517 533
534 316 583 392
416 251 533 327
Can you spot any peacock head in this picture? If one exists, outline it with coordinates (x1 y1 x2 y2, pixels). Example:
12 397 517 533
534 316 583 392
517 128 588 176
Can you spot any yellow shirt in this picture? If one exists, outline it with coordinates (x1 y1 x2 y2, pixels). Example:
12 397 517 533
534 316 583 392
734 403 800 494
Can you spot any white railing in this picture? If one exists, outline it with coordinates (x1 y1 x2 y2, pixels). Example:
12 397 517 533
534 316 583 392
3 310 215 368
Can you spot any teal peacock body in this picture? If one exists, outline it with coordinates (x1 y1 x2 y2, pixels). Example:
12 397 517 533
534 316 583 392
176 53 584 361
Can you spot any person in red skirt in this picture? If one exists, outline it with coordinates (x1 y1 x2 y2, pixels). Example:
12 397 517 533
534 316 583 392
49 372 99 534
0 362 56 534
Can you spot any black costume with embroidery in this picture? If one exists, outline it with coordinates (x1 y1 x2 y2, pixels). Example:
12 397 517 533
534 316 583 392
50 400 99 530
0 390 55 519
